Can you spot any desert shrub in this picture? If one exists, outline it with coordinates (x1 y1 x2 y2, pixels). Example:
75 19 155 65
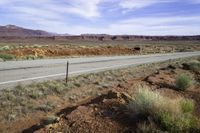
29 91 43 99
24 55 36 60
127 88 166 115
136 122 164 133
180 99 194 113
0 45 10 51
37 101 55 112
158 112 198 133
188 62 200 72
158 112 174 131
0 54 15 60
32 44 42 48
176 74 192 91
128 87 180 115
128 87 199 133
48 81 65 94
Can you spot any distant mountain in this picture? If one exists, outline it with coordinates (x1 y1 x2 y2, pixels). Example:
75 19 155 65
0 25 199 41
0 25 57 37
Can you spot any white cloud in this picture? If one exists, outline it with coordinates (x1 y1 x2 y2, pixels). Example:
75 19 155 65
64 0 101 18
56 16 200 35
0 0 101 19
119 0 175 9
0 0 102 33
0 0 200 35
190 0 200 3
106 16 200 35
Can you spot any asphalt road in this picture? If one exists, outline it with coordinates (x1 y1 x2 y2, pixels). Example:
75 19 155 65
0 51 200 89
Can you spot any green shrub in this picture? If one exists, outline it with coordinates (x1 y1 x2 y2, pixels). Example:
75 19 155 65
158 112 198 133
24 55 36 60
37 101 55 112
180 99 194 113
128 87 180 115
128 87 199 133
176 74 192 91
0 54 15 60
188 62 200 72
49 81 65 94
0 45 10 51
29 91 41 99
127 87 165 115
158 112 174 131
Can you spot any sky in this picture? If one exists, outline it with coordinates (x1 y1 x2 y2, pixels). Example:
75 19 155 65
0 0 200 35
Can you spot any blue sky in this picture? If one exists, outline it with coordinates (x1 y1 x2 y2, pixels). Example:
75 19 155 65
0 0 200 35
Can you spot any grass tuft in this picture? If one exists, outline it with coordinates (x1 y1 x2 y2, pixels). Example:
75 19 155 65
128 87 180 115
0 45 10 51
175 74 193 91
188 62 200 72
180 99 194 113
128 87 199 132
0 54 15 60
37 101 55 112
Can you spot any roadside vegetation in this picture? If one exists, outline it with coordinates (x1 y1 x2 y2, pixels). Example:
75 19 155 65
0 40 200 61
186 61 200 73
0 53 15 60
0 56 200 133
128 88 199 132
175 74 193 91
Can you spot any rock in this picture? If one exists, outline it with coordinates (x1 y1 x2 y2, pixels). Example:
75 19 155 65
98 83 110 89
167 65 176 69
133 47 141 51
121 92 134 102
0 58 4 62
146 71 176 88
160 65 176 70
41 116 59 125
182 63 190 70
107 90 121 99
106 76 113 81
69 95 77 101
106 91 133 103
117 84 124 88
7 114 16 121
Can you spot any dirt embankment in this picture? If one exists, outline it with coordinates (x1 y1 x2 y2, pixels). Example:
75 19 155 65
5 46 135 58
0 44 199 60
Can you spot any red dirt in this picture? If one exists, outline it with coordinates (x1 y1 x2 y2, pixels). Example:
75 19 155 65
4 46 135 58
146 69 176 88
1 44 200 60
34 91 137 133
1 59 200 133
34 64 200 133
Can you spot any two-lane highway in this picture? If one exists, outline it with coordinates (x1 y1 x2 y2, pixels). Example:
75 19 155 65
0 52 200 89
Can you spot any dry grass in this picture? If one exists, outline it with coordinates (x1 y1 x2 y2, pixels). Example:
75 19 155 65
128 87 181 115
187 61 200 73
175 74 193 91
128 87 199 132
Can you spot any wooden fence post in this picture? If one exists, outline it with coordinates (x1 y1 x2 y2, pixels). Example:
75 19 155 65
66 61 69 83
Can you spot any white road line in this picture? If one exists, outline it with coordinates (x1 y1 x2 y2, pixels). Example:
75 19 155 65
0 73 66 85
